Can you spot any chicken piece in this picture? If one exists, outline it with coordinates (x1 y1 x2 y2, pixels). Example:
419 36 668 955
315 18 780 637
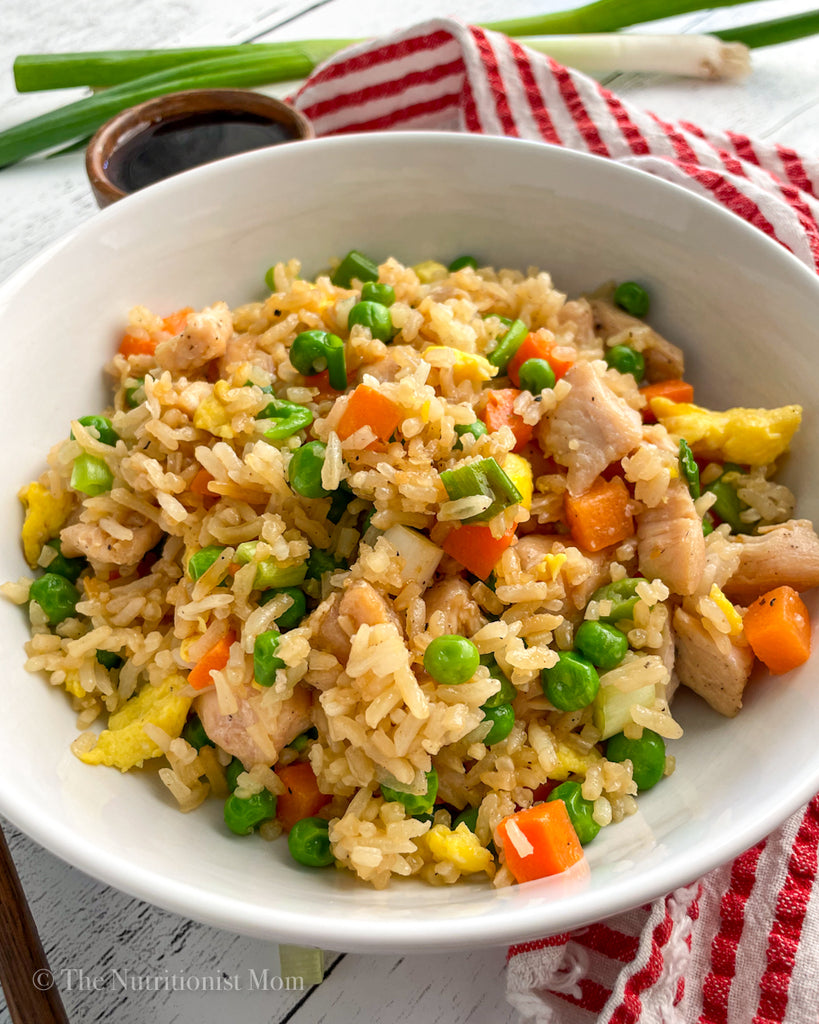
722 519 819 604
218 331 273 378
155 302 233 372
673 607 754 717
636 481 705 596
589 296 685 383
425 577 484 636
356 351 403 384
557 298 598 353
60 515 162 567
540 360 642 496
194 684 312 767
304 581 401 689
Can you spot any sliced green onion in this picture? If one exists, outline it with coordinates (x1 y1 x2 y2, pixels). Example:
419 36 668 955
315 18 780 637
330 250 379 289
235 541 309 589
70 453 114 496
440 457 522 524
258 397 314 440
289 331 347 391
679 438 700 500
592 681 656 740
487 319 528 373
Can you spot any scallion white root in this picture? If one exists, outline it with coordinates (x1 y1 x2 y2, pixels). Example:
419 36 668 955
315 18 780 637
520 33 750 79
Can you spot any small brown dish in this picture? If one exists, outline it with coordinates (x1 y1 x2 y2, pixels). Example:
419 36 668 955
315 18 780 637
86 88 314 207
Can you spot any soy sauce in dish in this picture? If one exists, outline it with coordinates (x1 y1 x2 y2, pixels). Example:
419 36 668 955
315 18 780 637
104 110 296 193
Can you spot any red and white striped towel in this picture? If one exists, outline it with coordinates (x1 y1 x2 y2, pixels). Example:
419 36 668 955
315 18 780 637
290 20 819 1023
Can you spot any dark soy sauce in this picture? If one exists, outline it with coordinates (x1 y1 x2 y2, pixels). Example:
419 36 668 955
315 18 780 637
105 110 296 192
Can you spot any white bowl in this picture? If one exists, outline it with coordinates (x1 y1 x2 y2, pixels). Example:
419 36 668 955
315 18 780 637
1 132 818 953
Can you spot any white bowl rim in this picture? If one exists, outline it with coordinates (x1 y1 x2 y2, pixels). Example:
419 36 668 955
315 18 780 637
2 130 819 951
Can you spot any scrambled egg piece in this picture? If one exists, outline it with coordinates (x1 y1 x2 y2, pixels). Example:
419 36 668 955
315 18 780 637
708 584 743 637
413 260 449 284
426 822 493 874
502 453 533 510
18 481 73 568
63 670 86 700
550 739 603 781
422 346 496 384
193 381 234 438
77 673 192 771
534 553 567 582
651 397 802 466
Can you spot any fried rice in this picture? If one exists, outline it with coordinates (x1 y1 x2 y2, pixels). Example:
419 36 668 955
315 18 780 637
5 253 817 890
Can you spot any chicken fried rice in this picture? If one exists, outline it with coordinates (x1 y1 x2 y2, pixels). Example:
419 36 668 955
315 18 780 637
6 252 817 889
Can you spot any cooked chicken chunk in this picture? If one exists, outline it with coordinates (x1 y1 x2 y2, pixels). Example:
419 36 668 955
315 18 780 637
723 519 819 604
673 607 754 717
195 684 312 766
305 581 401 689
589 296 685 383
637 481 705 596
60 515 162 567
557 298 598 353
155 302 233 372
540 360 642 496
425 577 483 636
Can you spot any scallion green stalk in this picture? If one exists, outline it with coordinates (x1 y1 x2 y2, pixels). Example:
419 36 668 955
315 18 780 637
713 9 819 48
13 40 351 92
0 50 320 169
484 0 759 37
441 457 523 523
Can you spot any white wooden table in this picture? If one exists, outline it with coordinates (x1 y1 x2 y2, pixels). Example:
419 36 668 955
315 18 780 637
1 1 817 1021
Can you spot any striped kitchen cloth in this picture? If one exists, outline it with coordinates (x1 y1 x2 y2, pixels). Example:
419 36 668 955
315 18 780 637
290 18 819 1024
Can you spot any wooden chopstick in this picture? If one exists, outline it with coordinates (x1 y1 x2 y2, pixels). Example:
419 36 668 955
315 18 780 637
0 823 69 1024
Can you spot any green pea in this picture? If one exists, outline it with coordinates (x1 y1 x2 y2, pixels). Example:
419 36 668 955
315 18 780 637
480 655 516 708
547 781 601 845
453 806 479 832
289 330 347 390
381 768 438 816
424 634 480 686
606 729 666 791
330 250 379 289
225 757 245 792
288 726 319 753
258 397 314 440
613 281 650 318
448 255 478 272
574 620 629 671
258 586 307 631
187 545 226 580
71 415 118 447
482 702 515 745
589 579 641 623
289 440 330 499
70 453 114 496
679 438 700 500
347 300 393 342
454 420 488 449
224 790 278 835
95 649 124 671
288 816 335 867
125 378 145 409
43 538 85 583
361 281 395 306
518 358 556 394
29 573 80 625
541 651 600 711
605 344 645 382
182 715 214 752
253 629 285 687
264 265 277 292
